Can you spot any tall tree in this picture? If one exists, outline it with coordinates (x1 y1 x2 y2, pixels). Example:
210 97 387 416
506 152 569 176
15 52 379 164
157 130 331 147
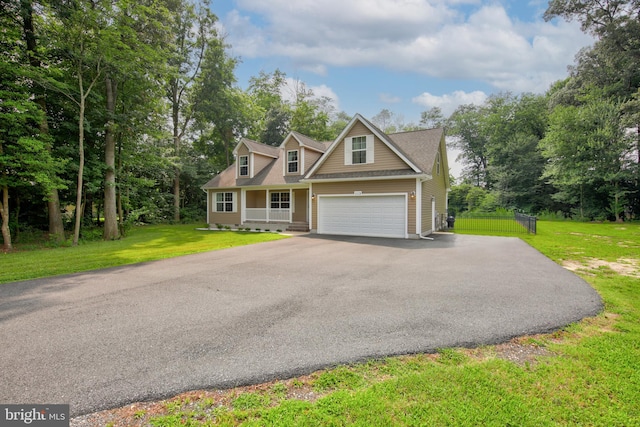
16 0 66 241
447 104 491 188
165 0 217 222
193 35 242 168
45 0 108 245
100 0 172 239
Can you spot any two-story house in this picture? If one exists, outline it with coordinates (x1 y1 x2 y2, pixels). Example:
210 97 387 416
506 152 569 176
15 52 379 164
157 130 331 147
202 114 450 239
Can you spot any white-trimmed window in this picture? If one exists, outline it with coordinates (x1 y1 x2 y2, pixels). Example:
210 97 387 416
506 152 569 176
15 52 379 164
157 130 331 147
287 150 299 173
214 192 236 212
239 155 249 177
270 192 290 209
436 152 441 176
344 135 374 165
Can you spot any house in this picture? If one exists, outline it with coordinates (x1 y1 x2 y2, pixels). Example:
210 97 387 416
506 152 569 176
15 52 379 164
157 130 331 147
201 114 450 239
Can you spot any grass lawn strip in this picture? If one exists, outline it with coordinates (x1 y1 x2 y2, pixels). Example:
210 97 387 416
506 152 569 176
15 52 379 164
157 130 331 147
67 221 640 426
0 224 288 284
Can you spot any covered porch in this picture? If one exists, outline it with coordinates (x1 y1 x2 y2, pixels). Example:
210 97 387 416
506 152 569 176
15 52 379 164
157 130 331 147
241 188 309 225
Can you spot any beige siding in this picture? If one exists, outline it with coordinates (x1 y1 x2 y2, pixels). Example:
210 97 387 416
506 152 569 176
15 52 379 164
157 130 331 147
421 143 448 233
292 189 308 222
311 179 416 235
304 149 323 174
315 123 408 174
209 190 241 226
245 190 266 208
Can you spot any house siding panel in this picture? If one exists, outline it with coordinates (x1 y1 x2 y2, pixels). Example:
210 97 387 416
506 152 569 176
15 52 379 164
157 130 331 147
421 144 448 233
208 190 241 226
304 150 323 173
311 179 416 235
315 124 407 175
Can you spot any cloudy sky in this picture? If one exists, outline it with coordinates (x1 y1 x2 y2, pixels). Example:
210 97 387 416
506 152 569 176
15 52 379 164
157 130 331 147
212 0 594 125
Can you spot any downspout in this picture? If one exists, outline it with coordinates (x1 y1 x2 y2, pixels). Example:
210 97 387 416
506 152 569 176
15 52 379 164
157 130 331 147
202 188 210 227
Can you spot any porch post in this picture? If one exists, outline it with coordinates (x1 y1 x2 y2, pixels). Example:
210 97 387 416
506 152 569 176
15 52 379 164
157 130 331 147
266 189 270 223
241 189 246 224
289 189 293 223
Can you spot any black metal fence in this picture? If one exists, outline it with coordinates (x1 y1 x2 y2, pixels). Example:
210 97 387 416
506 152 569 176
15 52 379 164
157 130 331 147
450 211 537 234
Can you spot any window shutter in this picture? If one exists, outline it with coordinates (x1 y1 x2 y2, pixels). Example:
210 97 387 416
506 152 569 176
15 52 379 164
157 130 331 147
366 135 374 164
344 138 352 165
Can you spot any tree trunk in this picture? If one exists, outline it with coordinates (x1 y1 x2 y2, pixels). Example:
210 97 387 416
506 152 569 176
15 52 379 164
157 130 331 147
117 139 125 236
172 95 181 222
73 84 85 246
20 0 65 242
103 76 119 240
0 184 12 252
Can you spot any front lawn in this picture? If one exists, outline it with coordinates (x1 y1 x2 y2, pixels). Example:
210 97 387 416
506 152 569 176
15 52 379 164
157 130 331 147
0 224 287 284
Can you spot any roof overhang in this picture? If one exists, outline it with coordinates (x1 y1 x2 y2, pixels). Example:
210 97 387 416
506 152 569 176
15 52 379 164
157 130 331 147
302 174 431 184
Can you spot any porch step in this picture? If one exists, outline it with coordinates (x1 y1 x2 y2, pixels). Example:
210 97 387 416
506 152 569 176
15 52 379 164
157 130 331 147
286 222 310 232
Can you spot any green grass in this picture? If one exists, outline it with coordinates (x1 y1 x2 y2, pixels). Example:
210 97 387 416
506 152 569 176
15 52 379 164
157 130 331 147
126 221 640 426
0 224 287 284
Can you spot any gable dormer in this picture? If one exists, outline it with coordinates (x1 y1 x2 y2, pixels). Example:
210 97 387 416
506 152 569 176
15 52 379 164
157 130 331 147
232 138 279 179
306 114 421 177
280 132 327 177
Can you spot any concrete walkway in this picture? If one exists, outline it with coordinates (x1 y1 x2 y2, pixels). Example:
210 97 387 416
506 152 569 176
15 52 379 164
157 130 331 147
0 234 602 416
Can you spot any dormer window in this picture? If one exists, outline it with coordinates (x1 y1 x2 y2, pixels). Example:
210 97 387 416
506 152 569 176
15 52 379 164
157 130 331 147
239 155 249 177
344 135 374 165
287 150 299 173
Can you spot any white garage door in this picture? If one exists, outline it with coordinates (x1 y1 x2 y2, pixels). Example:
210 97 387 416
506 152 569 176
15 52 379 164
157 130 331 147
318 195 406 238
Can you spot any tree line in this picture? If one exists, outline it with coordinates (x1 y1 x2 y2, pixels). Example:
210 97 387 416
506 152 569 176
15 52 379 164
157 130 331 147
0 0 341 251
1 0 638 251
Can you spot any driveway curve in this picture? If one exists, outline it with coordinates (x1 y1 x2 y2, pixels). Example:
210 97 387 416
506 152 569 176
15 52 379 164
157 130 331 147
0 233 602 416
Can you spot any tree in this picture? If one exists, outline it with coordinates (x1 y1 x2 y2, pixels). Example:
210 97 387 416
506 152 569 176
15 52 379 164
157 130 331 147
540 95 632 220
165 0 217 221
44 0 111 245
100 0 172 239
0 19 64 250
193 35 242 168
446 104 491 188
246 69 290 145
420 107 446 128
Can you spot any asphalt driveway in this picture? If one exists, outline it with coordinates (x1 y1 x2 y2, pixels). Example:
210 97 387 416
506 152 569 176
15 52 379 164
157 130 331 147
0 233 602 416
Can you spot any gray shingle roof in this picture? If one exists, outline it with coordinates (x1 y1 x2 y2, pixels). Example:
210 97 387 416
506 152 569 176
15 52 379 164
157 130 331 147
201 116 446 190
290 131 328 153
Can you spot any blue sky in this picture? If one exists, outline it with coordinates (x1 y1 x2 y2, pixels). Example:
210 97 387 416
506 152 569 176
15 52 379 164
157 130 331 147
211 0 594 127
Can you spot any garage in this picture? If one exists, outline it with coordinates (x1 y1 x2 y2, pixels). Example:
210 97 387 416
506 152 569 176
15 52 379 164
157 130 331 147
317 194 407 238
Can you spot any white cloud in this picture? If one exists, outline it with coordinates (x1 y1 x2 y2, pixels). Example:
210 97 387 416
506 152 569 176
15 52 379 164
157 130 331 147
412 90 487 116
223 1 594 93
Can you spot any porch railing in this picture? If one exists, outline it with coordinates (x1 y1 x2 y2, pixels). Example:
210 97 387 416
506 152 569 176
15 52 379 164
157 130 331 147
245 208 290 222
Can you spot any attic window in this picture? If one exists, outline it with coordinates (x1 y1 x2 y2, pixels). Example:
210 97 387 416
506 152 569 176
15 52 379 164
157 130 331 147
344 135 374 165
436 152 441 176
352 136 367 164
287 150 299 173
239 155 248 177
